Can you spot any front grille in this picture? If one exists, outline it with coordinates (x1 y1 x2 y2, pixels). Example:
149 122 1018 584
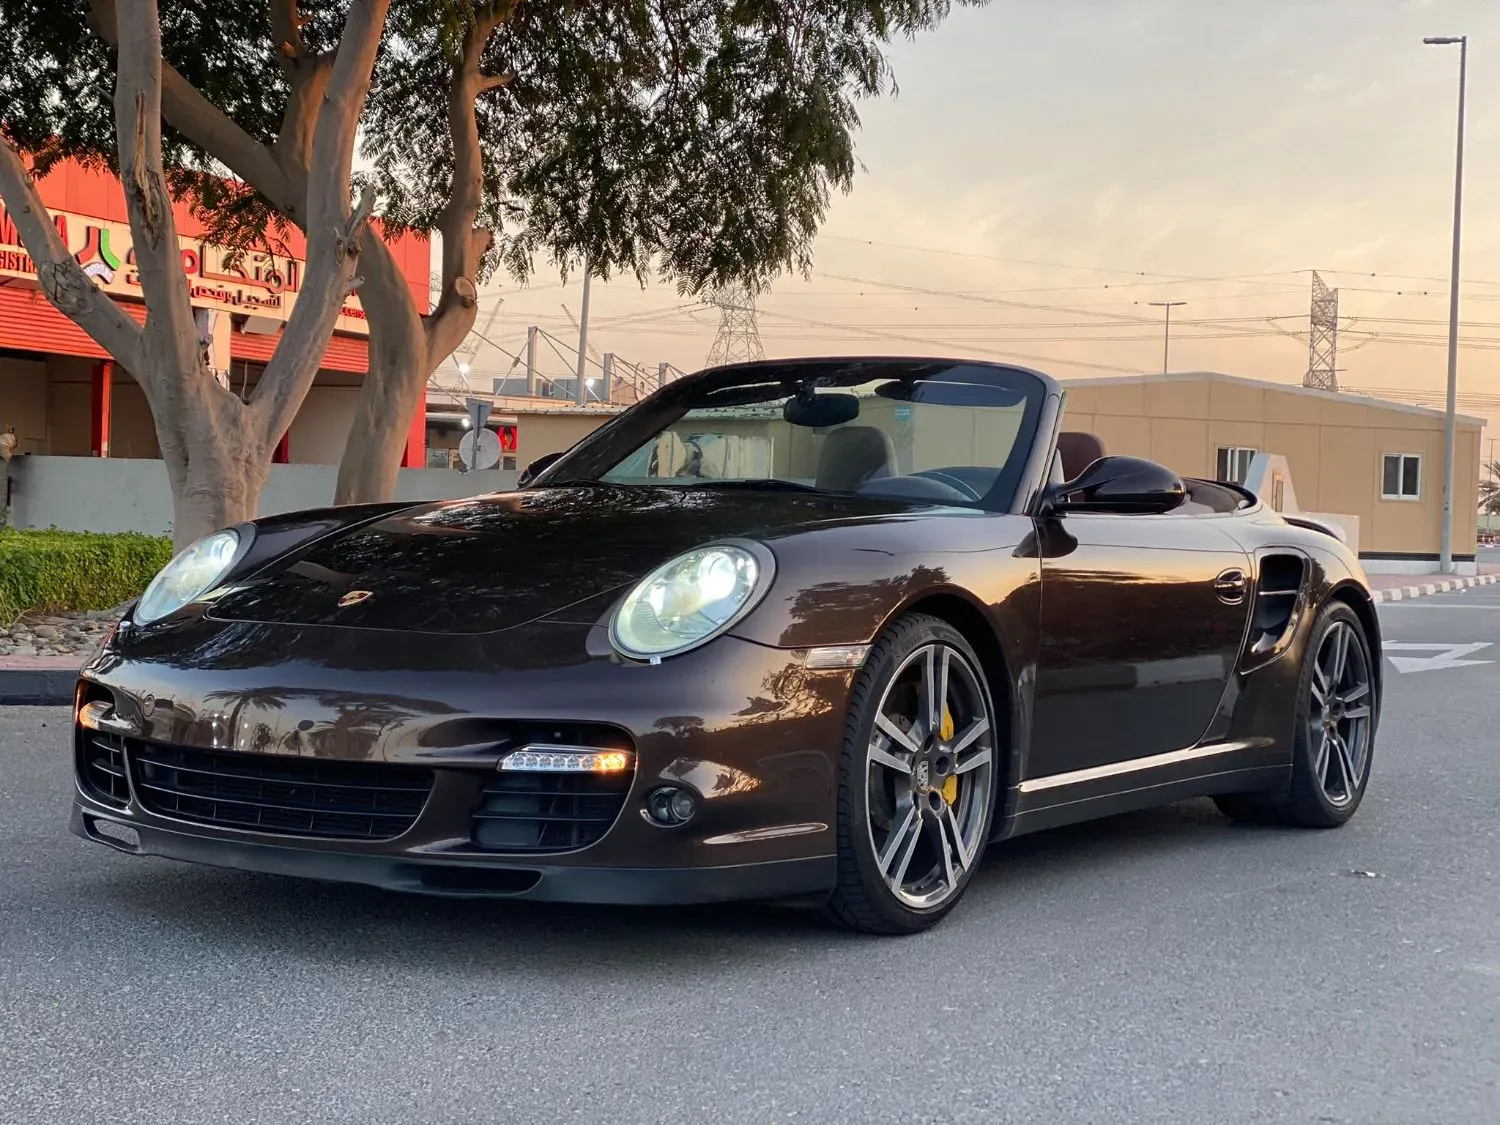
472 771 631 853
130 742 434 841
79 730 130 808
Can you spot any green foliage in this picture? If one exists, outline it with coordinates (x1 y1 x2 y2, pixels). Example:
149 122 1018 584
1481 464 1500 516
0 528 171 622
0 0 986 294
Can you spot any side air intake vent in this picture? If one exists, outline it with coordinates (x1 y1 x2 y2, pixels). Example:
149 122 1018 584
1246 553 1306 658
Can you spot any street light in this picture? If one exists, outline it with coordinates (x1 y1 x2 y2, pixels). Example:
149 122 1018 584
1425 34 1467 574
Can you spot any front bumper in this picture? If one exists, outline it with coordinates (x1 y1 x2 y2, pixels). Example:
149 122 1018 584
72 617 853 905
70 801 834 904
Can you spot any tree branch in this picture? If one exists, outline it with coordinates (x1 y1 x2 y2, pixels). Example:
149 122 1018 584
269 0 311 60
425 2 512 359
251 0 390 445
113 0 199 387
0 138 144 371
87 0 299 219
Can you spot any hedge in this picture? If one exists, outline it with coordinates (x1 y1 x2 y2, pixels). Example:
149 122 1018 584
0 528 173 622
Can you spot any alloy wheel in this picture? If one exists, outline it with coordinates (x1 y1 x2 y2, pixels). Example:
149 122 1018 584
1308 620 1374 808
864 642 995 909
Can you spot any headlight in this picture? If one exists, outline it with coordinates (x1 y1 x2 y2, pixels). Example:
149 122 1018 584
610 542 773 660
134 528 243 624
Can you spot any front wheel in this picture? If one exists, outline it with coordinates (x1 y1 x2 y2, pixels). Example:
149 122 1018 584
824 615 999 935
1215 600 1377 828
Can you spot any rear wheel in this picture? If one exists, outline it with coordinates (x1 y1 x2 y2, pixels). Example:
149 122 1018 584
824 614 998 935
1215 601 1376 828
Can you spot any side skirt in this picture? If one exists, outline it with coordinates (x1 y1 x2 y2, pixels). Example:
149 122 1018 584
993 740 1290 839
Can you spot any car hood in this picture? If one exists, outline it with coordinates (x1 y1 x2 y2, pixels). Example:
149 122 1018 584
205 484 931 635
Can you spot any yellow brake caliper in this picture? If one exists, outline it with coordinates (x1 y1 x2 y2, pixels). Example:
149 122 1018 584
939 707 959 805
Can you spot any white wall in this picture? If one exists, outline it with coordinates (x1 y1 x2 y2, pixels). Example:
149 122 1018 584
6 455 517 537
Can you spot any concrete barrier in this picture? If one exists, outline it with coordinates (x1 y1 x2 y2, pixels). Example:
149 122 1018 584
6 455 518 537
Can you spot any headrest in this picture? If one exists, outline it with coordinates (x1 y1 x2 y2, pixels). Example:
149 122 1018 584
1057 431 1106 480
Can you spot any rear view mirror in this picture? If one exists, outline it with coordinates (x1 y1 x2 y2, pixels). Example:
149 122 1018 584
784 393 860 428
1046 455 1186 515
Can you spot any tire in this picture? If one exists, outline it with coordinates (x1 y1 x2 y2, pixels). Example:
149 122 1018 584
823 614 1000 935
1214 600 1377 828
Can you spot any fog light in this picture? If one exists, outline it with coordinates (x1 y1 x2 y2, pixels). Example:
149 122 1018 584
646 786 698 826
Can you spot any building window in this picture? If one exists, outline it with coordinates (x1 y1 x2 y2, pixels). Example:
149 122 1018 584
1216 446 1257 485
1381 453 1421 500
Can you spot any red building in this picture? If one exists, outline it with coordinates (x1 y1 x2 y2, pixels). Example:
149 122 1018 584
0 159 429 466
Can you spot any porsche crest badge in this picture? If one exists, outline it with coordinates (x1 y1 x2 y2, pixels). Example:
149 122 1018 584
337 590 374 608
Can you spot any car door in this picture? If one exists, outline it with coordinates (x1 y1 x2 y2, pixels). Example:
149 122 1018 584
1027 511 1254 780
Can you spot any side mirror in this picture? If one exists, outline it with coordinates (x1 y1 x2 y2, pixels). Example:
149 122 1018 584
1045 455 1186 515
517 451 563 488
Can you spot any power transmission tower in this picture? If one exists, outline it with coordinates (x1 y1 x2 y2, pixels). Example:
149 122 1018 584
704 285 765 367
1304 270 1339 391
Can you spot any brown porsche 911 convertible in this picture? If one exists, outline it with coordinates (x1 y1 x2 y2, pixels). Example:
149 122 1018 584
71 357 1380 933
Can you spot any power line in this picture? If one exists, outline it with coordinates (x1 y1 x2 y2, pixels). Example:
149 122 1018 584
755 308 1153 375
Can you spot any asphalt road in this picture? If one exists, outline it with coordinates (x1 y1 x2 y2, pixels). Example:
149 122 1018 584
2 596 1497 1124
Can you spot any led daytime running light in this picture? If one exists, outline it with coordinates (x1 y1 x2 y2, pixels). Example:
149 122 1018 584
499 747 633 773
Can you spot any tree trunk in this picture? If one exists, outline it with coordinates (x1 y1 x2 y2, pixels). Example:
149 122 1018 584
333 6 505 504
333 239 428 503
162 435 269 548
126 326 266 547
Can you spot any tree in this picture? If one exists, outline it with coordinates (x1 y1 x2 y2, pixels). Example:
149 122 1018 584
1481 462 1500 516
2 0 987 517
0 0 389 546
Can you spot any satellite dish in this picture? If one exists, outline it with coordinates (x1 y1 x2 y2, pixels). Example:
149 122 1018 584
459 427 502 471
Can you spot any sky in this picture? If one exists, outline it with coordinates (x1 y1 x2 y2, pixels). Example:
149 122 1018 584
439 0 1500 455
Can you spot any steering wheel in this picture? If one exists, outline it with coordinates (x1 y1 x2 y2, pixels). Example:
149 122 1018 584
907 470 984 502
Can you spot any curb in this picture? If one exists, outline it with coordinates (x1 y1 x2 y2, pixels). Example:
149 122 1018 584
1373 573 1499 603
0 666 79 706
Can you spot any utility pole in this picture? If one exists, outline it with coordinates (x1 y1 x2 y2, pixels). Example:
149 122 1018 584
524 325 538 397
574 262 592 406
1424 34 1467 573
1148 301 1186 374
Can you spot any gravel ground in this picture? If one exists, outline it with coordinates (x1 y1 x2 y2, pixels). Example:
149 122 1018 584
0 606 124 659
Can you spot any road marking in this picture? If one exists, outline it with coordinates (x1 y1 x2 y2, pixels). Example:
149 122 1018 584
1383 641 1494 674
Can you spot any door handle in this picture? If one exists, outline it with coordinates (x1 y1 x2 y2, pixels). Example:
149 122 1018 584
1214 569 1248 604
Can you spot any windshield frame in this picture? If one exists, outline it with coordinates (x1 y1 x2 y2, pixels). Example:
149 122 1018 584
532 357 1059 514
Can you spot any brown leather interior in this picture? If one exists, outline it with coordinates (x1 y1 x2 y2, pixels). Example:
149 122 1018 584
1056 431 1106 480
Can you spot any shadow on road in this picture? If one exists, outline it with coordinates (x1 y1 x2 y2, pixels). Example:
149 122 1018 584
85 798 1291 975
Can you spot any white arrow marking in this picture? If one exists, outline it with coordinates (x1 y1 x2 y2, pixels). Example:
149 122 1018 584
1383 641 1494 674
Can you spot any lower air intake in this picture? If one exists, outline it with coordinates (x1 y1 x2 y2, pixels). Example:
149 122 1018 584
79 730 130 809
471 770 632 853
130 742 434 841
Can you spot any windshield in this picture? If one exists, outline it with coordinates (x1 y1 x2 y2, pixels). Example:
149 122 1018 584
538 359 1049 511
